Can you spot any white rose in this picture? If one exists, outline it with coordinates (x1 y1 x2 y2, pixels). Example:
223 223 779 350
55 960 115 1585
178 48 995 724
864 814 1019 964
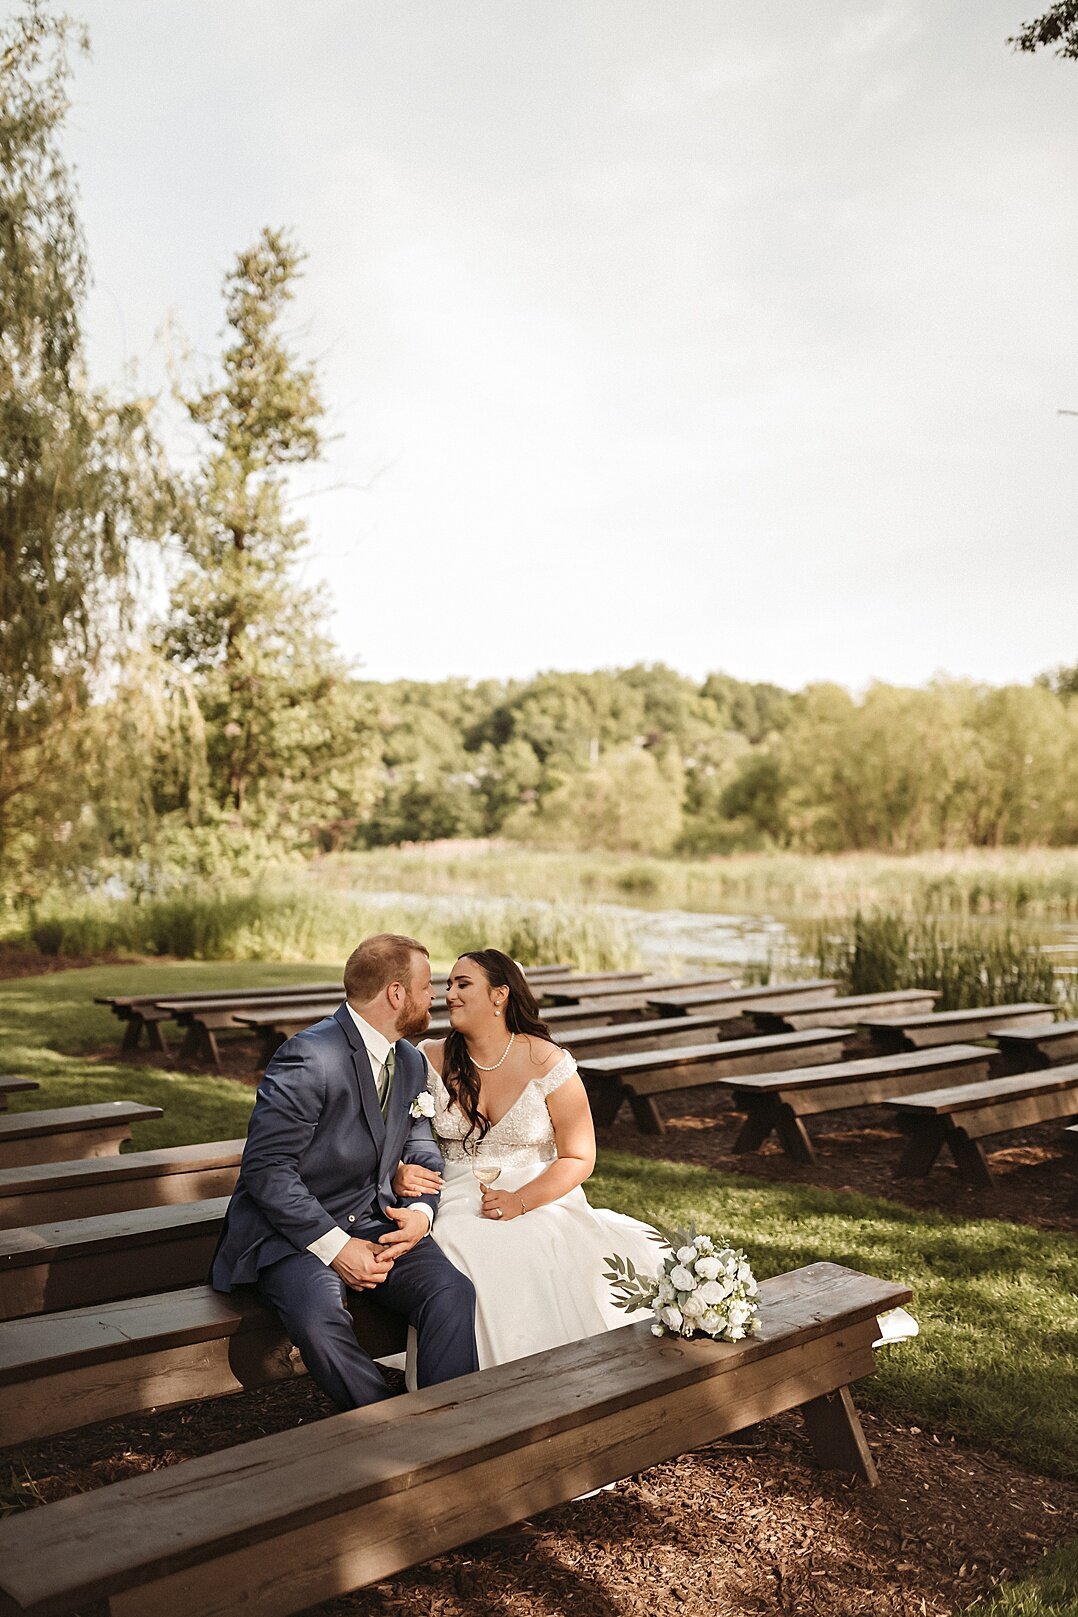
727 1324 745 1341
409 1091 436 1119
669 1265 696 1292
694 1256 721 1281
737 1260 754 1284
699 1309 724 1334
745 1276 758 1296
728 1301 751 1326
681 1291 706 1319
694 1235 714 1252
697 1278 731 1307
676 1245 697 1264
659 1304 683 1332
650 1323 665 1337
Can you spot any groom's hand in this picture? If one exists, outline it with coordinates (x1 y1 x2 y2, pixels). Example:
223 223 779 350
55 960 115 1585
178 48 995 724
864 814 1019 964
377 1205 430 1257
329 1238 395 1290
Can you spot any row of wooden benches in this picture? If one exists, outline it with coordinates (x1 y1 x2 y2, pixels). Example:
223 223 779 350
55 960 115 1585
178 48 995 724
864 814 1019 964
5 993 1075 1192
0 1007 910 1614
99 965 740 1065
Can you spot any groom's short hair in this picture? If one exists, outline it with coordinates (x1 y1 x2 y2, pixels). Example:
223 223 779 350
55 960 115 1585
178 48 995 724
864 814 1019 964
344 933 429 1002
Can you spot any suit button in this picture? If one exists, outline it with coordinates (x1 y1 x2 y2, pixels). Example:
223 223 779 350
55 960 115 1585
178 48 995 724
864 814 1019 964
347 1214 355 1223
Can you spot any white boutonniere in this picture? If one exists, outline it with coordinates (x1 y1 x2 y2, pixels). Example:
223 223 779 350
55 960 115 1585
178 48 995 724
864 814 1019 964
409 1091 436 1119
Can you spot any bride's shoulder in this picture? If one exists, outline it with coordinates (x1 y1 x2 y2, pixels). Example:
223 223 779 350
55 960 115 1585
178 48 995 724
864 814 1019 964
417 1038 446 1077
524 1037 568 1075
524 1037 576 1097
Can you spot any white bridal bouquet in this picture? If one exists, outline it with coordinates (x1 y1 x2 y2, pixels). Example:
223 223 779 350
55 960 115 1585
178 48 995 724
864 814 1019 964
605 1223 761 1343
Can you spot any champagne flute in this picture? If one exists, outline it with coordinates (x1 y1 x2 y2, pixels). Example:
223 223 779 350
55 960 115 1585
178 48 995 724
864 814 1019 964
471 1157 502 1216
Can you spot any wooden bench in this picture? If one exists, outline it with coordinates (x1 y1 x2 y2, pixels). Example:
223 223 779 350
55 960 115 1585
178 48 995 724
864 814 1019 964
0 1140 244 1229
0 1262 911 1617
0 1197 227 1321
0 1284 406 1447
99 985 343 1052
578 1027 853 1132
648 978 840 1019
544 973 736 1009
1064 1124 1078 1154
0 1078 37 1112
729 1044 995 1163
994 1019 1078 1072
864 1003 1058 1052
748 989 937 1032
562 1011 741 1061
0 1102 163 1171
891 1062 1078 1186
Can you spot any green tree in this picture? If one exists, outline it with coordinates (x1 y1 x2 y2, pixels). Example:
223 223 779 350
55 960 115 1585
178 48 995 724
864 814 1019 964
162 228 358 847
0 1 166 897
1009 2 1078 57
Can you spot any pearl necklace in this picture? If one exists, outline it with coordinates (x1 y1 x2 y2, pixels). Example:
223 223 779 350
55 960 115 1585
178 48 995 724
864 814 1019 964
471 1031 516 1071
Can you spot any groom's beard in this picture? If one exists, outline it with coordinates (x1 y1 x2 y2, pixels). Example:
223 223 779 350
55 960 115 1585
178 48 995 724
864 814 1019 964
395 991 430 1043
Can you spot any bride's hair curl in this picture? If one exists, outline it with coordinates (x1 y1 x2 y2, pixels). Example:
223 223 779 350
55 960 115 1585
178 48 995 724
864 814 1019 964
442 949 555 1145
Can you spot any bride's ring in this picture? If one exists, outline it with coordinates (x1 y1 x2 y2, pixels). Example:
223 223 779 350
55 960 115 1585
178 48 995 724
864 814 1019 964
494 1208 503 1218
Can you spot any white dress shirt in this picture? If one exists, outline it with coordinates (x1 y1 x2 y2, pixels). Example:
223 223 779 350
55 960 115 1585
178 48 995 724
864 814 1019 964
307 1007 433 1266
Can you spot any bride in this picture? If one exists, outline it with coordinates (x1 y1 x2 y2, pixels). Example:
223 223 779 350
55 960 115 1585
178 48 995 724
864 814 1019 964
392 949 663 1371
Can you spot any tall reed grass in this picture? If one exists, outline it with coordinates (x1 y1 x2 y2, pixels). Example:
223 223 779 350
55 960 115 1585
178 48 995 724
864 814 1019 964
808 910 1066 1012
19 887 640 971
329 844 1078 918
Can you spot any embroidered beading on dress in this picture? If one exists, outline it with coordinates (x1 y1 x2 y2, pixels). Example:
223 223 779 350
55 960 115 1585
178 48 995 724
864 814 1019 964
428 1050 576 1164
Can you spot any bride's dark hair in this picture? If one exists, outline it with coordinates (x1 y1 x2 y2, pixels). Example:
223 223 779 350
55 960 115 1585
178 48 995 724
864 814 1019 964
442 949 555 1146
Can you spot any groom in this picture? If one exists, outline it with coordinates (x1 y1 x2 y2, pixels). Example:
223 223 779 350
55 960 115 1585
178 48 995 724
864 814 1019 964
211 932 478 1407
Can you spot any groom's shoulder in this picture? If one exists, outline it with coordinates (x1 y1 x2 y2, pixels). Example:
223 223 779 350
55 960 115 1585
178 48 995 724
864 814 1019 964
266 1013 347 1076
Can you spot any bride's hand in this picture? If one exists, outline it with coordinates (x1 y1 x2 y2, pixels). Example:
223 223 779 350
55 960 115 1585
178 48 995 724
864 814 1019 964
481 1187 524 1220
392 1160 443 1198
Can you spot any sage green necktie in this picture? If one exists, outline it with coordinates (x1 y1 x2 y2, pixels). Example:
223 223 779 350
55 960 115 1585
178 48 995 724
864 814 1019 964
379 1045 396 1119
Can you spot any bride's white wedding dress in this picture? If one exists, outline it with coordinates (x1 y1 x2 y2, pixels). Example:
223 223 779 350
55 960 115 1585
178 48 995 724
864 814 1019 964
410 1049 662 1376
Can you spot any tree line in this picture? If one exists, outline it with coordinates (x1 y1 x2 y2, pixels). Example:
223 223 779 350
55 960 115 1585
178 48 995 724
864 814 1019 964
2 4 1075 908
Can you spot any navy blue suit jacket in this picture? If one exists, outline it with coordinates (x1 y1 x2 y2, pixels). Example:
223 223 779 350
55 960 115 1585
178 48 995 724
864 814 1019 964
211 1003 442 1291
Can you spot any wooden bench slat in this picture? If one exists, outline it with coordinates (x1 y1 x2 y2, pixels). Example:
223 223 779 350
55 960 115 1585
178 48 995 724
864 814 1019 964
889 1063 1078 1116
0 1199 227 1321
648 978 839 1016
749 990 937 1031
865 1003 1057 1050
0 1263 910 1617
0 1141 245 1228
0 1103 164 1170
546 973 735 1006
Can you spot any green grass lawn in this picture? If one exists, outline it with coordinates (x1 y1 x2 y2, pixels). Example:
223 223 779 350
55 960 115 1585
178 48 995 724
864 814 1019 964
3 963 1076 1605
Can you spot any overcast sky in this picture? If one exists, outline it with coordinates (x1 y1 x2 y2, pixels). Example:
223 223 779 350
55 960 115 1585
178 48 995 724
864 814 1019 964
64 0 1076 691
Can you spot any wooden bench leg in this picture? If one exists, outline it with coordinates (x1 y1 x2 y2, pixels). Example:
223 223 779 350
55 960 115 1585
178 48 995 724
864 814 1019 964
178 1024 202 1061
800 1384 878 1486
626 1091 665 1135
201 1028 222 1070
946 1128 995 1189
120 1017 141 1051
733 1102 775 1154
585 1081 624 1129
145 1018 168 1054
895 1121 946 1179
775 1103 816 1165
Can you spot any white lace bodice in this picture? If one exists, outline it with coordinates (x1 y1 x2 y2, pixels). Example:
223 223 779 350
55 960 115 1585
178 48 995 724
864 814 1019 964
424 1048 577 1165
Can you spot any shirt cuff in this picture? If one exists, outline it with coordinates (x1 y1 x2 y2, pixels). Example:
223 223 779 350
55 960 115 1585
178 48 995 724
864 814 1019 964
411 1201 434 1232
307 1227 350 1266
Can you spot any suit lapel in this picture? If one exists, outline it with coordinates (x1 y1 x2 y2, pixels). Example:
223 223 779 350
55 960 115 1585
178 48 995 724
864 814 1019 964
333 1003 386 1148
